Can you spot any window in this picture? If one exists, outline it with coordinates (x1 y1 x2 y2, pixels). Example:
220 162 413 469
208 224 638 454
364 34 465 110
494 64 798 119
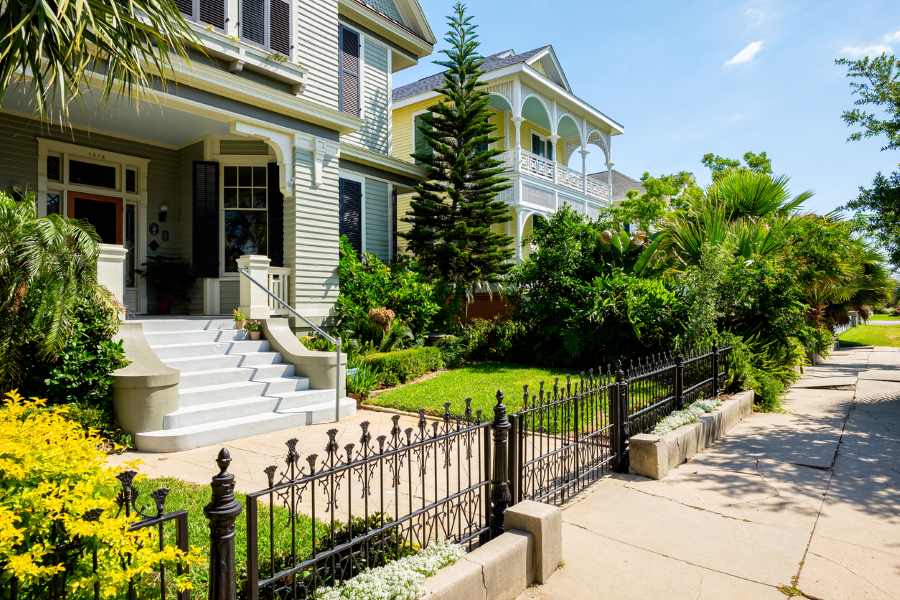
240 0 291 56
339 178 362 254
69 159 117 189
47 155 62 182
339 26 361 116
176 0 225 30
125 168 137 193
413 112 431 164
46 191 62 215
223 165 268 272
531 134 553 160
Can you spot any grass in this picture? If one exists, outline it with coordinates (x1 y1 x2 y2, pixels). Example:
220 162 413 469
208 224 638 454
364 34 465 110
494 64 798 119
838 324 900 348
867 313 899 321
365 362 580 418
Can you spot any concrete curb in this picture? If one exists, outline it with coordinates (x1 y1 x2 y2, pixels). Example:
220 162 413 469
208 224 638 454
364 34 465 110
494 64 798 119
628 390 755 479
423 501 562 600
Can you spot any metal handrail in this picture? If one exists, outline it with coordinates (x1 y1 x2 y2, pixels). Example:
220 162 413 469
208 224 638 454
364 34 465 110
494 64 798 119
238 267 343 423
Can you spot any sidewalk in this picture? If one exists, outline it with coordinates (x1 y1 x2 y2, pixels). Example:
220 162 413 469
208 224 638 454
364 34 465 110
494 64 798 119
520 347 900 600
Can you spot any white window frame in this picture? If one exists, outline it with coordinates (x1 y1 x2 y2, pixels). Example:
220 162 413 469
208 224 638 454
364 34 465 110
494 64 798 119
181 0 229 32
339 170 366 254
219 157 272 278
237 0 294 59
411 108 431 163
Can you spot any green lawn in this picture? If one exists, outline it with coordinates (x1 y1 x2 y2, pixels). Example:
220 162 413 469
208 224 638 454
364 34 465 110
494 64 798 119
365 362 580 418
867 314 899 321
839 324 900 347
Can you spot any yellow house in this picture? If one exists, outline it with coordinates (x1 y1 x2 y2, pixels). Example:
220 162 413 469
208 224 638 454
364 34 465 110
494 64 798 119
391 45 624 258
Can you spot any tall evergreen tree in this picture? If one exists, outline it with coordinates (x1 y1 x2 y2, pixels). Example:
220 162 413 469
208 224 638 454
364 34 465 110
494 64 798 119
402 2 512 309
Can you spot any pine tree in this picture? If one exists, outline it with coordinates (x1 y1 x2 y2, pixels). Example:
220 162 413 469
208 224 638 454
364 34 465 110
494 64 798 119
401 2 512 310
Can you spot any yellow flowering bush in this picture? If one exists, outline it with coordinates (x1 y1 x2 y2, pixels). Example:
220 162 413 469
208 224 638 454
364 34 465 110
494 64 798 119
0 391 200 598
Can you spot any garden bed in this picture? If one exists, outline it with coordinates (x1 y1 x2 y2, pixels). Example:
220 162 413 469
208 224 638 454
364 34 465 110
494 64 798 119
628 390 755 479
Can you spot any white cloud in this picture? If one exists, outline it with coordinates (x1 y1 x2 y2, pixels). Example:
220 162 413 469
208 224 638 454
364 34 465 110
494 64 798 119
883 30 900 43
839 44 892 58
725 41 764 66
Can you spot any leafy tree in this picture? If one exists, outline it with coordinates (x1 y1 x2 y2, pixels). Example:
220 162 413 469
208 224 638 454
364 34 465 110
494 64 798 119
611 171 702 230
701 151 773 180
401 2 512 311
836 53 900 150
846 170 900 269
0 0 195 121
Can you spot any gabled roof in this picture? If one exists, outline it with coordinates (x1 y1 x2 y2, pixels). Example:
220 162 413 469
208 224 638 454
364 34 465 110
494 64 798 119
393 46 551 101
591 169 645 200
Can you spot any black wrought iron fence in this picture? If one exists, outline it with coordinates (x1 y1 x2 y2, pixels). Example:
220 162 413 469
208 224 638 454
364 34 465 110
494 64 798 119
243 406 492 600
0 472 190 600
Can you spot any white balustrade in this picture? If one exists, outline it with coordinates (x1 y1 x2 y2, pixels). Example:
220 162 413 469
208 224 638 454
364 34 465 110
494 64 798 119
267 266 292 316
519 149 556 182
556 164 584 193
585 176 609 201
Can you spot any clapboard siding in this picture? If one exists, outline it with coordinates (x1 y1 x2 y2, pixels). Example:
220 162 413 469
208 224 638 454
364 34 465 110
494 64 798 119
395 190 413 252
292 148 340 305
364 177 389 260
297 0 340 109
344 35 390 153
219 279 240 312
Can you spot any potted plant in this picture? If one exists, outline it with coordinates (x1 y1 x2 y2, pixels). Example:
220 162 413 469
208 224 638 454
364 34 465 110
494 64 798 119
233 308 246 330
245 320 263 341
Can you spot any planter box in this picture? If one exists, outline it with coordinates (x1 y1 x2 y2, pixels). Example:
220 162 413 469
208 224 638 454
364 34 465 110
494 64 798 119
629 390 754 480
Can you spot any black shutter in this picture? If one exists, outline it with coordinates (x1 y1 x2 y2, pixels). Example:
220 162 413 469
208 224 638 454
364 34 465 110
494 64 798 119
339 178 362 255
339 26 360 116
241 0 265 45
175 0 192 17
270 0 291 55
199 0 225 29
267 162 284 268
547 140 554 161
192 161 220 278
391 187 398 261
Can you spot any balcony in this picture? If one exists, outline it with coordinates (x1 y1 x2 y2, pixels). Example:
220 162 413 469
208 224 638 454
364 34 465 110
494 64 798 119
500 149 609 204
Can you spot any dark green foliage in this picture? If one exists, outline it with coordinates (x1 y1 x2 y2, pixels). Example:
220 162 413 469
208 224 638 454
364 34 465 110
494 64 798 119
845 170 900 269
836 53 900 150
336 236 440 342
701 151 773 180
458 318 526 363
511 207 679 366
401 2 512 310
361 347 444 387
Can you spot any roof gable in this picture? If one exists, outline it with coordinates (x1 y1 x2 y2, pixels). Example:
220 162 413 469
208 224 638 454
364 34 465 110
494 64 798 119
525 47 572 92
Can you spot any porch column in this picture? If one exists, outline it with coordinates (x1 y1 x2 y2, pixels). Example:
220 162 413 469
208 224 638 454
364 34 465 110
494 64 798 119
237 254 272 320
513 116 523 173
550 134 560 184
580 149 589 195
514 209 524 262
97 244 127 317
606 161 614 206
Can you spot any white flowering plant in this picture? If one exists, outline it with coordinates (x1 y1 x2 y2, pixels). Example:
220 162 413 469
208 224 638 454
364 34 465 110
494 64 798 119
652 397 722 434
315 541 464 600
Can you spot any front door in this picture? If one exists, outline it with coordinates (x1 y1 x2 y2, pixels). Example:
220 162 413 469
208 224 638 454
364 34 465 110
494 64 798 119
67 191 124 245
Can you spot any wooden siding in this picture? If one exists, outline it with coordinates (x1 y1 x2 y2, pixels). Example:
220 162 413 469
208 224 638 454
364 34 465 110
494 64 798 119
219 279 240 312
344 35 390 154
291 147 340 306
390 97 433 163
364 177 389 260
297 0 340 109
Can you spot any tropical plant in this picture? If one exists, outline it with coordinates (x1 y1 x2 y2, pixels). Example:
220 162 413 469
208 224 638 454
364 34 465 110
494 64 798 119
401 1 512 313
0 0 196 120
0 192 102 388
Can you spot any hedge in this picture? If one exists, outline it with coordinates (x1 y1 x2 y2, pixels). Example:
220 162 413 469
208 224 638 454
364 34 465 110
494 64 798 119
361 347 444 387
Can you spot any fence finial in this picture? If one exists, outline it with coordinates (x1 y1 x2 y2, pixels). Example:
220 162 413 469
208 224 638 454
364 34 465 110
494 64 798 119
205 448 241 600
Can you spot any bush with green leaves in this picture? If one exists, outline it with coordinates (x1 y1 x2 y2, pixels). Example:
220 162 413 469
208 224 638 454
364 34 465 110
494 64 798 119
361 347 444 387
458 318 526 363
336 236 440 344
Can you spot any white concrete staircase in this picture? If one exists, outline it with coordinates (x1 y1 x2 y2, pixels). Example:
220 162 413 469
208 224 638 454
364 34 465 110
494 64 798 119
131 317 355 452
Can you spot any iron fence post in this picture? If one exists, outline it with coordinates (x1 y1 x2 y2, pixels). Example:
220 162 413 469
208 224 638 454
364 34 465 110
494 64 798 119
489 391 512 538
674 355 684 410
712 344 720 397
611 369 628 473
205 449 242 600
508 413 520 506
617 371 630 473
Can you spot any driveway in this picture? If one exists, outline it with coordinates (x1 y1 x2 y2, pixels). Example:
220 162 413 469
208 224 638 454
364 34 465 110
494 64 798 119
520 347 900 600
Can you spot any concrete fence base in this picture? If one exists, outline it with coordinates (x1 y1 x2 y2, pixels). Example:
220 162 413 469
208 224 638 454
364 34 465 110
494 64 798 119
423 501 562 600
628 390 755 480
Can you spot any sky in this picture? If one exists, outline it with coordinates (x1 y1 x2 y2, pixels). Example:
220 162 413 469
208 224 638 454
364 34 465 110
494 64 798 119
394 0 900 214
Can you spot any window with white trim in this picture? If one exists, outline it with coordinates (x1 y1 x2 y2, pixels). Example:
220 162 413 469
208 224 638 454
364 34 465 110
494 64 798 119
339 25 361 116
223 165 268 272
175 0 226 30
531 133 554 160
240 0 292 56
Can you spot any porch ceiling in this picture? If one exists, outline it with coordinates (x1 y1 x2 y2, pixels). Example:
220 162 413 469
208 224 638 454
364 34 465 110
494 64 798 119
2 84 230 149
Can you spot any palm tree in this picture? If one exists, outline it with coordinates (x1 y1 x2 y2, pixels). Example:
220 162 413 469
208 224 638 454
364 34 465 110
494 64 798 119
0 192 101 387
0 0 195 119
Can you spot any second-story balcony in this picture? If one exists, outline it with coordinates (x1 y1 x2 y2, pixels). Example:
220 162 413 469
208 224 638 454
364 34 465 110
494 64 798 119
502 149 610 203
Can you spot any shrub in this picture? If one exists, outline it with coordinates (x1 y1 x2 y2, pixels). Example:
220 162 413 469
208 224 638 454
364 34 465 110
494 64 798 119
0 391 199 598
459 319 526 363
361 347 444 387
346 362 380 400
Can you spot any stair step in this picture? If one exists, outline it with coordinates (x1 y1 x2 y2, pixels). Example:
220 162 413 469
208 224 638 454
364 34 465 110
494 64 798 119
178 364 298 389
132 318 234 333
146 329 247 345
164 354 245 372
162 388 329 428
237 351 283 366
151 340 270 359
135 398 357 452
178 381 271 405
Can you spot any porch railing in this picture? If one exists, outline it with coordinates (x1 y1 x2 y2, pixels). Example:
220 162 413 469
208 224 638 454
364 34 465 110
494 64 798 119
556 164 584 193
499 149 611 204
586 176 609 202
267 267 292 317
519 149 556 182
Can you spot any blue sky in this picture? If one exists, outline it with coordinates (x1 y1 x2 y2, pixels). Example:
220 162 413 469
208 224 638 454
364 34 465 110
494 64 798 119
394 0 900 214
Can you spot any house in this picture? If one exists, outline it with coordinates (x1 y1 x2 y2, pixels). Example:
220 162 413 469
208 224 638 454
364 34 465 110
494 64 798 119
591 169 645 202
0 0 434 450
390 46 624 258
